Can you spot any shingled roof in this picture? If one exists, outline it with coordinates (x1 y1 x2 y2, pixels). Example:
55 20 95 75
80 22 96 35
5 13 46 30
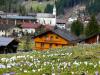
21 22 41 29
37 13 55 18
0 37 14 46
79 32 100 42
0 24 15 30
34 28 79 43
0 15 36 20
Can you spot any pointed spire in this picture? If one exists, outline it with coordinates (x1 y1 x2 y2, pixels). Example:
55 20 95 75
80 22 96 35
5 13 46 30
53 0 56 16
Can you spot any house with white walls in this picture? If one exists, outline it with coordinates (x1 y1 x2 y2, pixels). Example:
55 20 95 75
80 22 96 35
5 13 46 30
36 5 56 26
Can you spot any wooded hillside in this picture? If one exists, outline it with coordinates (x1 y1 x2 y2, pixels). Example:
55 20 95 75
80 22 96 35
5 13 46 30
0 0 100 15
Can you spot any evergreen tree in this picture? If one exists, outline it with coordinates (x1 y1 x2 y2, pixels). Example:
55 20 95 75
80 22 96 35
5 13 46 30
23 33 32 52
0 0 19 12
19 5 27 15
44 4 53 13
71 20 84 36
85 15 99 37
86 0 100 15
29 7 35 13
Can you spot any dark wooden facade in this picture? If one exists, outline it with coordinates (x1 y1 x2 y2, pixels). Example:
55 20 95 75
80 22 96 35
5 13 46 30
81 33 100 44
0 38 19 54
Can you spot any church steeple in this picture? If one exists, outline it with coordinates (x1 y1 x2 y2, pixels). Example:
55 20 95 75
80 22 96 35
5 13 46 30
53 0 56 16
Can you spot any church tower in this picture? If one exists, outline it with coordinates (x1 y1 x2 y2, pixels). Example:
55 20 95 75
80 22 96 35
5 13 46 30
53 1 56 16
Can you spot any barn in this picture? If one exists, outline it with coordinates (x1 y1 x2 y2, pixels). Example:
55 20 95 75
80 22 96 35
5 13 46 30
0 37 19 54
80 33 100 44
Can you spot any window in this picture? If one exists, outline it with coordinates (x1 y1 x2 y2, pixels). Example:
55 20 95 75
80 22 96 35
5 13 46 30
50 21 51 24
41 43 44 48
56 36 59 39
50 36 53 40
44 20 45 24
56 44 58 46
62 45 64 47
45 35 49 40
50 44 53 48
2 30 3 32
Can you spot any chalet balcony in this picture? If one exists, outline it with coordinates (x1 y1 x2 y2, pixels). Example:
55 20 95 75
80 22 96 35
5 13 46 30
35 38 68 44
44 38 60 42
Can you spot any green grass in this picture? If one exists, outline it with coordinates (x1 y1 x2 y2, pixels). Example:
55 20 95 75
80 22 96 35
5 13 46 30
0 44 100 75
24 1 54 12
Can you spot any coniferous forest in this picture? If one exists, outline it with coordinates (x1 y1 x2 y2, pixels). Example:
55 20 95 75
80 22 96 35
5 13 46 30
0 0 100 15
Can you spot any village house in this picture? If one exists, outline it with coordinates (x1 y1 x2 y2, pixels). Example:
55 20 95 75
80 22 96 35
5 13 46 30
0 15 37 25
0 24 17 37
56 19 66 29
21 22 41 34
80 33 100 44
33 27 78 50
0 37 19 54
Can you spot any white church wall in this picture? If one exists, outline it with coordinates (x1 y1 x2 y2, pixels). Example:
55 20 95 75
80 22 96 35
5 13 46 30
37 17 56 26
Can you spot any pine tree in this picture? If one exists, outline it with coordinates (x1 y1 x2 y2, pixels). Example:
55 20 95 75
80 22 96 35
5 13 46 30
87 0 100 15
23 33 32 52
44 4 53 13
71 20 84 36
19 5 27 15
85 15 99 37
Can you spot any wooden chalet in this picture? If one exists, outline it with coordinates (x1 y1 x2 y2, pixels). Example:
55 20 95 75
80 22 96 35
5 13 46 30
80 33 100 44
0 37 19 54
33 28 78 50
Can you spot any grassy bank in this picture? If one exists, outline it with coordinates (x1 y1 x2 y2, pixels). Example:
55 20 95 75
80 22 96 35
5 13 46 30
0 44 100 75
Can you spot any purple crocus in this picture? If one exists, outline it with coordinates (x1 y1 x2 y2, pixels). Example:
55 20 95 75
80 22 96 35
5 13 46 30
10 72 16 75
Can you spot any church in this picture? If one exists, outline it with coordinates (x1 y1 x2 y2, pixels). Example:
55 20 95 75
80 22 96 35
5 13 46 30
36 5 56 26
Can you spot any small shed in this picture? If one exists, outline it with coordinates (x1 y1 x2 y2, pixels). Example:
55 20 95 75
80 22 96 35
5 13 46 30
0 37 19 54
80 33 100 44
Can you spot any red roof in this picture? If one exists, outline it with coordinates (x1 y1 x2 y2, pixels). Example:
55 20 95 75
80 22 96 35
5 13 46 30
21 22 41 29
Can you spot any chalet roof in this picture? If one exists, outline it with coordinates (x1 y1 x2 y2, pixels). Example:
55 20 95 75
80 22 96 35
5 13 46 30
34 28 79 43
0 15 36 20
0 37 14 46
52 29 78 42
0 24 15 30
